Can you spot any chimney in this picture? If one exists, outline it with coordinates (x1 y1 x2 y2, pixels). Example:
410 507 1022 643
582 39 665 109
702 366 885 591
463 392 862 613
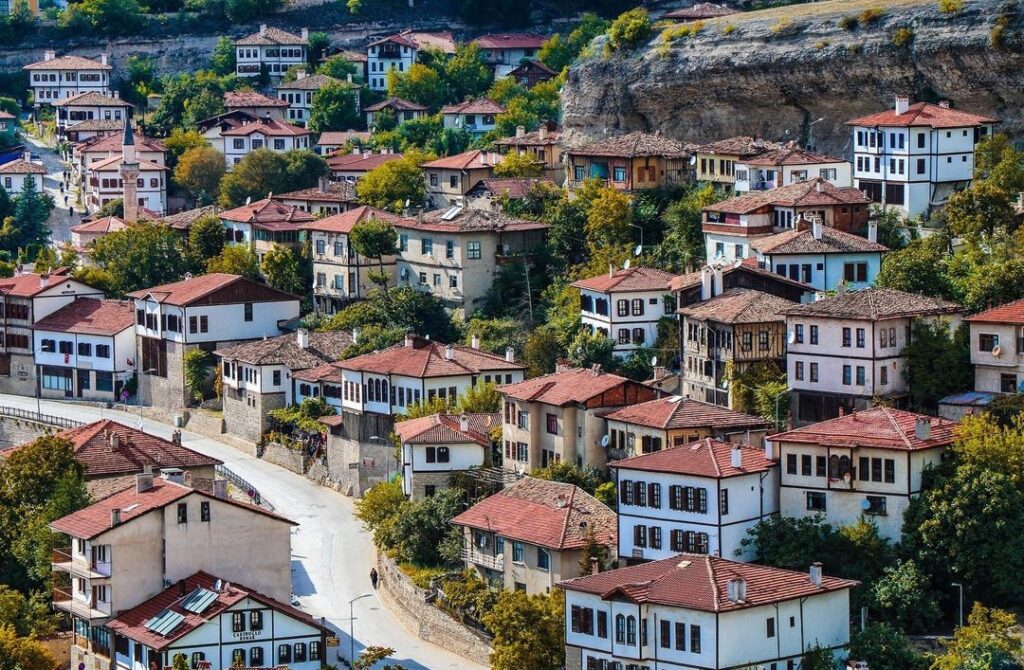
112 90 118 99
653 365 666 381
445 343 454 360
110 508 121 526
301 27 309 40
162 469 185 485
24 150 32 162
297 328 310 349
764 437 777 462
938 100 950 109
815 180 823 193
700 266 713 300
171 430 181 445
505 346 515 363
812 219 823 240
727 578 746 603
100 53 109 66
590 363 602 377
178 579 187 596
894 95 909 115
555 358 572 373
296 68 307 80
730 447 743 469
110 431 120 450
459 414 469 432
44 50 55 61
318 175 329 191
136 471 153 492
867 220 878 243
539 125 548 141
259 23 267 35
405 333 414 348
213 479 228 499
516 125 525 138
810 562 823 586
471 334 480 350
590 556 599 575
915 417 932 441
362 151 369 160
608 263 614 278
712 265 723 294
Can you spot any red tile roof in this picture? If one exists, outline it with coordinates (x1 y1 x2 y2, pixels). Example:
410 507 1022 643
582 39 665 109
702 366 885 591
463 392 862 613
87 155 167 172
772 407 956 451
393 208 548 234
333 337 524 379
368 30 456 52
669 259 812 293
1 419 220 477
568 131 696 159
965 297 1024 324
752 226 889 255
498 367 641 406
611 439 776 479
106 571 325 651
363 97 428 113
24 54 111 70
558 554 857 612
328 151 404 173
234 26 308 46
224 90 290 108
0 268 78 298
128 273 298 306
299 205 399 234
395 412 498 447
50 477 294 539
697 135 782 157
782 287 962 320
451 477 616 550
32 298 134 336
421 149 504 170
219 198 315 225
441 98 507 116
705 178 871 215
602 397 768 432
52 92 131 108
493 125 561 147
70 215 127 235
221 118 310 137
472 33 548 49
467 178 553 199
0 158 47 175
677 288 794 324
214 330 351 369
317 130 371 146
79 131 166 154
273 182 357 204
742 146 845 167
846 101 999 129
572 267 679 294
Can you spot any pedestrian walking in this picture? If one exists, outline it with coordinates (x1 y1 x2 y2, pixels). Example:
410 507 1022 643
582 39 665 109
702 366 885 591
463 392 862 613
68 206 74 218
63 195 68 207
370 568 378 589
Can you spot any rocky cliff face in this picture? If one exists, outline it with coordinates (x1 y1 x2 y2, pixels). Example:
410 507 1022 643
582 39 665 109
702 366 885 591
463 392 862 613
561 0 1024 155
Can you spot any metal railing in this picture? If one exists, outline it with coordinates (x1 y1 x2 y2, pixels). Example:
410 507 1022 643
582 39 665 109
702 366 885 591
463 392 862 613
0 405 84 430
461 546 503 571
215 464 274 512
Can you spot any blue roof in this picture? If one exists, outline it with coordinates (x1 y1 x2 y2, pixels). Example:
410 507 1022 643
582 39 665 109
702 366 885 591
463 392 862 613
937 391 998 407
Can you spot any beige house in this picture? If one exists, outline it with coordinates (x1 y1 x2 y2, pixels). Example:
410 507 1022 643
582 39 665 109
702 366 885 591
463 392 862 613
693 136 782 191
566 131 695 192
397 412 499 500
499 366 661 473
421 149 504 209
394 208 549 316
965 298 1024 394
451 477 616 594
50 472 296 670
678 288 796 408
770 407 956 541
274 178 357 217
494 123 563 183
602 397 770 461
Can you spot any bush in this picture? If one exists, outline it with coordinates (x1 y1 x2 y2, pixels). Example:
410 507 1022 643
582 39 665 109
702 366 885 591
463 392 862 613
182 348 212 403
662 19 703 42
859 7 885 26
839 14 857 30
892 27 913 46
769 16 798 36
869 560 941 633
399 563 447 589
939 0 964 14
722 23 735 35
607 8 652 51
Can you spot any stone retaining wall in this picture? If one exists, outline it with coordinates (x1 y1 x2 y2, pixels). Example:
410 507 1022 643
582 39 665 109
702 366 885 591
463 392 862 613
259 441 306 474
0 415 56 449
375 553 492 665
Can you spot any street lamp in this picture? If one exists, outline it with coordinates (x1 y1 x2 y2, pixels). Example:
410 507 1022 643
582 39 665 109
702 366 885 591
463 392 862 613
951 582 963 628
348 592 374 666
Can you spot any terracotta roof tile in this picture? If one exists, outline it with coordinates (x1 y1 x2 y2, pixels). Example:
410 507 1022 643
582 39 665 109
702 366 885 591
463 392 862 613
274 182 356 203
467 178 554 199
157 205 219 231
363 97 428 113
752 226 889 255
106 572 325 651
52 92 131 108
70 215 128 235
276 73 351 91
493 125 561 147
472 33 548 49
328 151 404 172
705 178 871 215
421 149 504 170
24 55 111 70
498 367 648 406
572 267 679 294
558 554 857 612
965 297 1024 324
336 337 525 378
234 26 308 46
441 99 506 115
508 60 558 77
451 477 616 550
697 136 782 157
299 205 399 234
88 155 167 172
771 407 956 451
669 259 812 293
393 208 548 234
678 288 795 324
569 131 696 159
127 273 298 306
846 101 999 129
0 268 77 297
317 130 371 145
742 146 845 167
224 90 290 108
66 119 131 133
78 132 165 154
603 397 768 431
611 438 776 478
214 330 351 369
0 158 47 175
394 412 499 447
32 298 134 336
782 288 962 320
219 198 315 225
221 118 310 137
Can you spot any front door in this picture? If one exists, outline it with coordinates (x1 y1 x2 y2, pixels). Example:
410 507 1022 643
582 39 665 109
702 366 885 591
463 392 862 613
77 370 88 398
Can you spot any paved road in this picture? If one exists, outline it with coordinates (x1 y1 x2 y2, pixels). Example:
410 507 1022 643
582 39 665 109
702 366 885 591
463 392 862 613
22 133 83 245
0 393 487 670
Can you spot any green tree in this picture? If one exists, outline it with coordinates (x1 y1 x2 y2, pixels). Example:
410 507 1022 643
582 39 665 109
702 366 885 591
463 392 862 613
566 329 615 372
306 32 330 67
869 560 941 633
974 134 1024 194
206 244 261 280
116 56 158 108
463 317 528 357
594 481 616 510
350 216 398 290
354 646 407 670
945 182 1017 241
931 604 1024 670
183 348 212 403
319 55 360 82
224 0 283 21
260 245 307 295
444 44 492 102
493 97 539 138
493 152 542 178
607 7 652 51
174 145 225 205
577 526 611 576
164 129 211 166
800 645 835 670
187 214 225 264
387 64 446 110
455 381 501 413
86 223 186 296
219 149 327 207
3 175 51 254
211 36 236 76
585 187 632 251
354 479 406 547
59 0 144 35
983 394 1024 428
387 488 464 565
326 284 458 344
522 327 561 377
538 33 573 71
0 626 55 670
847 623 927 670
531 462 604 495
355 151 430 213
876 235 959 301
308 82 361 133
482 589 565 670
901 320 972 412
654 184 722 271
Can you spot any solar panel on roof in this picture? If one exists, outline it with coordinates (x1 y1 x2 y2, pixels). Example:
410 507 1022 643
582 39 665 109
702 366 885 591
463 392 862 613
180 587 218 614
144 609 184 636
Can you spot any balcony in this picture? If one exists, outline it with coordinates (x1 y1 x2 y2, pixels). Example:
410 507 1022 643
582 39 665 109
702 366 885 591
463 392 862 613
51 549 109 578
52 587 110 620
462 546 503 571
750 181 776 191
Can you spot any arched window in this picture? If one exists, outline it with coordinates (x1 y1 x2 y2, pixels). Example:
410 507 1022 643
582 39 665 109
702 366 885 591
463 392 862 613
828 454 840 480
615 614 625 644
626 616 637 645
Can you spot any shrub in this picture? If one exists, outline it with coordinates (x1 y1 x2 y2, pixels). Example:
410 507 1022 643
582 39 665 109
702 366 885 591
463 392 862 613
892 27 914 46
815 40 830 49
859 7 885 26
662 19 704 42
769 16 798 36
399 563 447 589
990 15 1010 47
839 14 858 30
722 23 735 34
607 7 652 51
939 0 964 14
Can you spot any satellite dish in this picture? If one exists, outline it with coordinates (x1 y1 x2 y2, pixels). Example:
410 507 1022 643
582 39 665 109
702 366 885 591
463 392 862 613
634 244 643 257
213 579 223 592
650 356 658 367
245 196 251 205
689 154 697 166
623 259 631 270
992 345 1002 357
600 434 610 447
787 331 796 344
859 499 871 510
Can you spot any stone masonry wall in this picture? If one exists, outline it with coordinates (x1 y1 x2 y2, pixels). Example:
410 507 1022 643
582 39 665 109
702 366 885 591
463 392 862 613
375 553 492 665
259 441 306 474
0 415 56 450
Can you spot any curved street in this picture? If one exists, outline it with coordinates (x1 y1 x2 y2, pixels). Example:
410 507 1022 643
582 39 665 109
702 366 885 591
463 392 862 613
0 392 486 670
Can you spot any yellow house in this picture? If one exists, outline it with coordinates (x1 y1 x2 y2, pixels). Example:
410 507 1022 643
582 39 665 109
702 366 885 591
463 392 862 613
694 136 782 191
566 131 695 192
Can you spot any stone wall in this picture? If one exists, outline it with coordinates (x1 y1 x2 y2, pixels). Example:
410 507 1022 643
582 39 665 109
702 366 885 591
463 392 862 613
0 354 39 397
324 430 393 497
0 414 58 450
375 553 492 665
259 440 306 474
223 389 287 444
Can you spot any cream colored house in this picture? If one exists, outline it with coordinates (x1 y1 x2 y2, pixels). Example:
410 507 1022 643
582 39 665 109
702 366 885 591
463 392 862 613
50 473 296 670
397 412 499 500
421 149 504 209
965 298 1024 394
770 407 956 541
499 366 660 473
451 477 616 594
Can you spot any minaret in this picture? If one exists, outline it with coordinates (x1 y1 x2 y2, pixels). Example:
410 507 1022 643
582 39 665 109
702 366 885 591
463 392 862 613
120 117 139 223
